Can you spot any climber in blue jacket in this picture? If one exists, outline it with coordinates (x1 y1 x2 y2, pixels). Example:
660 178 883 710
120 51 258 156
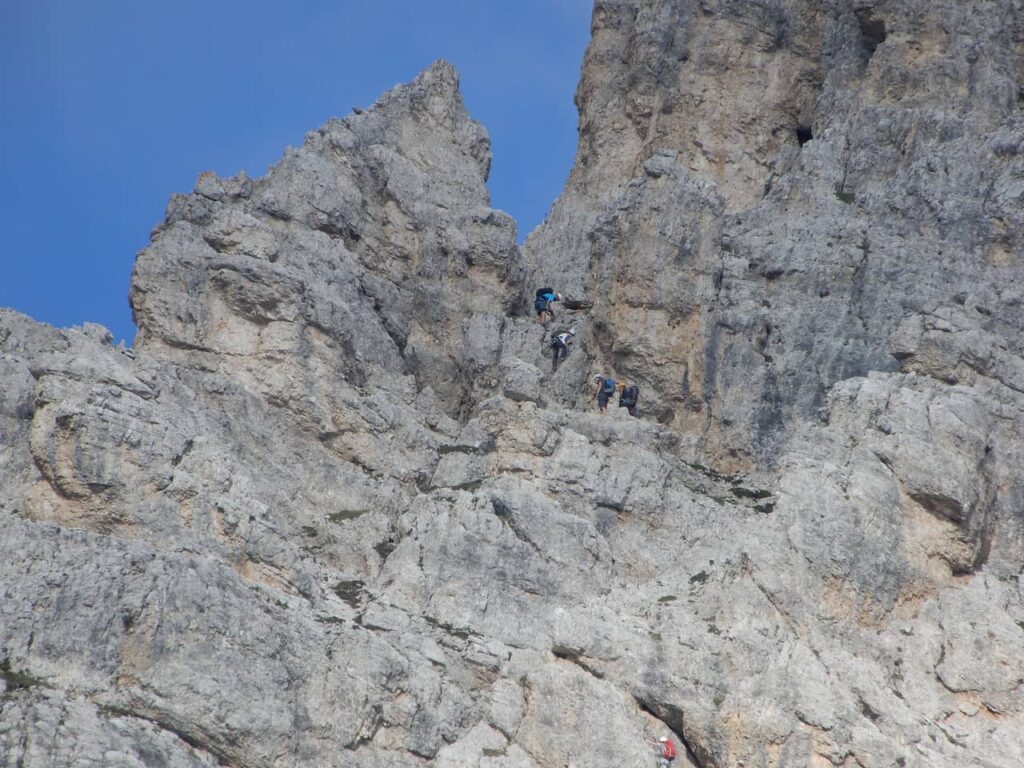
534 287 561 324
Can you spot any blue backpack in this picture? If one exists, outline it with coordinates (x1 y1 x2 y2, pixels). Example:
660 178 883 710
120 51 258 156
602 378 616 395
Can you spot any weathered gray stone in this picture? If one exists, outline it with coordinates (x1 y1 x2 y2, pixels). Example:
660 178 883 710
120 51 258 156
499 357 543 404
2 4 1024 767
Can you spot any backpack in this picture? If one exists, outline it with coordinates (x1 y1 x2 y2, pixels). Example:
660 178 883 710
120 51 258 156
601 378 616 395
620 384 638 406
535 296 550 313
536 287 554 299
663 740 676 759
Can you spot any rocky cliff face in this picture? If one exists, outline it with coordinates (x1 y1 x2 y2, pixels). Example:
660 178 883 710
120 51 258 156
3 3 1024 768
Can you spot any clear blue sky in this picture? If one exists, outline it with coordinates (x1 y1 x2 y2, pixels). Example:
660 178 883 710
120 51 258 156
1 1 592 344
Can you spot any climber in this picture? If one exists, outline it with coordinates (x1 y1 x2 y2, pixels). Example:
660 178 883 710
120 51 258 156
657 736 677 767
534 287 561 324
617 382 640 417
594 375 617 414
550 327 576 371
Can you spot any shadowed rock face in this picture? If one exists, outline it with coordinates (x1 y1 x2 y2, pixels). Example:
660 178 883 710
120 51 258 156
526 0 1024 469
2 4 1024 768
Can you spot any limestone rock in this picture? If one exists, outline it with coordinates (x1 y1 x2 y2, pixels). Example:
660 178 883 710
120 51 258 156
3 4 1024 768
131 60 524 422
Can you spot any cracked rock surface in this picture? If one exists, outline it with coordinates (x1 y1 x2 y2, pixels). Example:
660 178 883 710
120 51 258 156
3 3 1024 767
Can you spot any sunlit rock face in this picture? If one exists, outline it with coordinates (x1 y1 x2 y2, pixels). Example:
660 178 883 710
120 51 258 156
3 3 1024 767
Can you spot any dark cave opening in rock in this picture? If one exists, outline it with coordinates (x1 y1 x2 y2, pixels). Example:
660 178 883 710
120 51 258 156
857 11 887 58
796 125 813 146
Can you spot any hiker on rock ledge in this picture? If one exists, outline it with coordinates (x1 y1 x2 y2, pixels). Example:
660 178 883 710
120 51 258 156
534 287 561 324
617 382 639 417
550 328 576 371
594 375 616 414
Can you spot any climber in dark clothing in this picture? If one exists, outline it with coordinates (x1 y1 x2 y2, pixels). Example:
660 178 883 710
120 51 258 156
594 375 616 414
534 288 561 324
550 328 576 371
617 382 640 417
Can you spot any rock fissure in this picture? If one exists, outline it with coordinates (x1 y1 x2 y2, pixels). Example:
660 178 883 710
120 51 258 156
632 693 711 768
95 703 232 767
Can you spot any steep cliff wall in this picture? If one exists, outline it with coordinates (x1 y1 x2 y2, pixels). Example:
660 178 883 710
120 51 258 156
2 3 1024 768
526 0 1024 466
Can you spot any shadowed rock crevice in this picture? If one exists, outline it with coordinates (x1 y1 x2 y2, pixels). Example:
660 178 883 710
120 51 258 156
550 645 604 679
94 705 229 767
855 9 887 60
633 694 711 768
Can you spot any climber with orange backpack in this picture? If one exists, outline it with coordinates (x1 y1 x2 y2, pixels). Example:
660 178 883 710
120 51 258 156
617 382 640 417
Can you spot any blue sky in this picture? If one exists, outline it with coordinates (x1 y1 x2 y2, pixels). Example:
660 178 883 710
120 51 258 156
1 1 592 344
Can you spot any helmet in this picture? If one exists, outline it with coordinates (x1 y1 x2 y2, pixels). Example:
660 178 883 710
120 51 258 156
555 293 562 300
568 328 577 336
659 737 668 742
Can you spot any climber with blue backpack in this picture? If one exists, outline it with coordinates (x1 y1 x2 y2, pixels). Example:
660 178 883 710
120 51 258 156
534 287 561 324
594 375 617 414
617 382 640 417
